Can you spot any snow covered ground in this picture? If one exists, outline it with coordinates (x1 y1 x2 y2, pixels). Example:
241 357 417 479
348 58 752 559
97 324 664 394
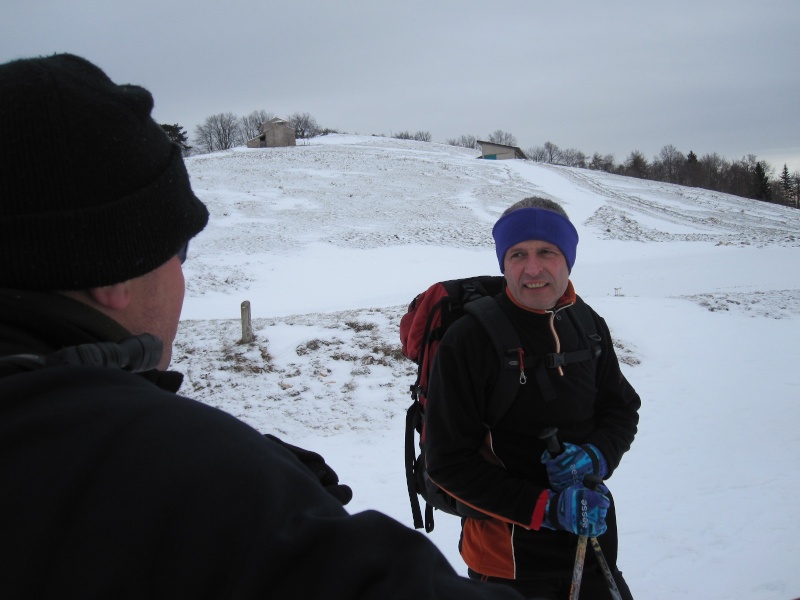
174 135 800 599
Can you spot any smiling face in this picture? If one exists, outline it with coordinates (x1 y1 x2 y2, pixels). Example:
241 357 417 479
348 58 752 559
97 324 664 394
503 239 570 311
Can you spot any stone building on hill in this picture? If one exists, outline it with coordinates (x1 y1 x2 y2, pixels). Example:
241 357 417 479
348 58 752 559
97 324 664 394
246 117 296 148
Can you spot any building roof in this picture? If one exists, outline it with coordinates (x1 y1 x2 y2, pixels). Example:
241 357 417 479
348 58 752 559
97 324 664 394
476 140 527 160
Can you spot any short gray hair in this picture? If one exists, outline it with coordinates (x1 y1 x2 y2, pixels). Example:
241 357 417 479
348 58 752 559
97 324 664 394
502 196 569 220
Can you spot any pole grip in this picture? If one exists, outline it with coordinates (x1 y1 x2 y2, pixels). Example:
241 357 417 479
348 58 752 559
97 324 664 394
538 426 562 456
584 474 603 490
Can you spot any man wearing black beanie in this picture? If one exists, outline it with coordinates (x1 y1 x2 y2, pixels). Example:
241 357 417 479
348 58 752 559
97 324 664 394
0 54 524 600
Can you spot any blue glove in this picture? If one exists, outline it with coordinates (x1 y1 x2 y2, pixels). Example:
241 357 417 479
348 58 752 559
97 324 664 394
541 443 608 492
541 482 610 537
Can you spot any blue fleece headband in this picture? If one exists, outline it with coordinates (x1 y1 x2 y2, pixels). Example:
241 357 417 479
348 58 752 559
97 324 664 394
492 208 579 273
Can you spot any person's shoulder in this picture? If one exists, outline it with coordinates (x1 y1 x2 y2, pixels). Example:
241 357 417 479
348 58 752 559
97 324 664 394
2 362 163 398
3 363 287 483
36 364 187 405
8 363 257 439
572 294 597 316
440 305 494 346
53 366 294 478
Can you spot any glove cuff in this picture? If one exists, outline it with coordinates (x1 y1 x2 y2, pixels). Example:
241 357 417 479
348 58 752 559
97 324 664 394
546 490 560 529
530 489 550 530
582 444 608 479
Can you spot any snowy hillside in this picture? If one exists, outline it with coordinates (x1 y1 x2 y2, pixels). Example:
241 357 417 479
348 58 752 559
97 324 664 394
174 135 800 600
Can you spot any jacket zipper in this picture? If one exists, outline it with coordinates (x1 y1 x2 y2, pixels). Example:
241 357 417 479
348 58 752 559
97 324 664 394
546 302 573 376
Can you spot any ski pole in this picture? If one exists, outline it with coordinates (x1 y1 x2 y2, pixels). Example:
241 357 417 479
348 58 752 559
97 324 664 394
537 429 586 600
569 524 589 600
589 538 623 600
538 428 623 600
584 474 624 600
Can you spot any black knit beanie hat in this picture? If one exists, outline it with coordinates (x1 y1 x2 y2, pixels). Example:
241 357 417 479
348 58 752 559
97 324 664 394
0 53 209 290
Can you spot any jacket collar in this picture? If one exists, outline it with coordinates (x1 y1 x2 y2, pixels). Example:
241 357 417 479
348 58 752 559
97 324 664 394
0 288 129 355
0 289 183 392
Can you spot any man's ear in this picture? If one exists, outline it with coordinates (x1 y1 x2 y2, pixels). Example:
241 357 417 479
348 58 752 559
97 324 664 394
88 282 132 311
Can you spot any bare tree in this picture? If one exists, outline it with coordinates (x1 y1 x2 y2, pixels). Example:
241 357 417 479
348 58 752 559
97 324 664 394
652 144 686 184
559 148 587 168
393 131 431 142
526 145 548 162
487 129 517 146
194 112 241 153
722 156 751 197
447 134 478 149
193 121 216 154
288 112 321 140
543 141 561 164
240 110 275 143
699 152 726 190
413 130 431 142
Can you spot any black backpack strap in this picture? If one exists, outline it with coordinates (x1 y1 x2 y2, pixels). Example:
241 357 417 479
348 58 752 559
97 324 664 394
572 295 601 343
544 346 596 368
463 296 524 428
564 296 602 361
404 400 425 530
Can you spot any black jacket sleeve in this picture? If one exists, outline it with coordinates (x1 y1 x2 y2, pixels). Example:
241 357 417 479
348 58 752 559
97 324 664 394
0 366 526 600
583 311 641 477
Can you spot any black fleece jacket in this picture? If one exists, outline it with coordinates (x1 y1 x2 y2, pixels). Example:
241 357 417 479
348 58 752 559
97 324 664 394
0 290 524 600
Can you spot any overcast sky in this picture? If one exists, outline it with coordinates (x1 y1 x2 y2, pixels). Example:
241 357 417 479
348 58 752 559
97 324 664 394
3 0 799 173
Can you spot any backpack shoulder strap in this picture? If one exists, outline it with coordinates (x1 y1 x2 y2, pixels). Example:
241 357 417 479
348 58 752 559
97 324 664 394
463 296 523 428
572 295 602 357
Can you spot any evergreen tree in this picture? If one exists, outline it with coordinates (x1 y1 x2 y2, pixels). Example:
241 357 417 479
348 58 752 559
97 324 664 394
792 170 800 207
159 123 192 155
752 161 772 201
779 164 792 200
624 150 649 179
685 150 701 187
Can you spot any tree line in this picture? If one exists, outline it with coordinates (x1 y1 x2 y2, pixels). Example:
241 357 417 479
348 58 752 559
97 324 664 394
448 131 799 208
160 117 798 207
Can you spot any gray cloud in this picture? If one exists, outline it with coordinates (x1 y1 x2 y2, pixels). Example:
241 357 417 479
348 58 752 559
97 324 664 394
3 0 798 171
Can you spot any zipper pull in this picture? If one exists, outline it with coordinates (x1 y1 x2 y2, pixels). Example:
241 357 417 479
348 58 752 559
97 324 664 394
517 348 527 384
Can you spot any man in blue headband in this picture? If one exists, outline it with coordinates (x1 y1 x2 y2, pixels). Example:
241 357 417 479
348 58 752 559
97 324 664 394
425 197 640 599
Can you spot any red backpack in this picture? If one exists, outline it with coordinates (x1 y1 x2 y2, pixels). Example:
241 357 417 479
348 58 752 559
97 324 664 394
400 276 523 531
